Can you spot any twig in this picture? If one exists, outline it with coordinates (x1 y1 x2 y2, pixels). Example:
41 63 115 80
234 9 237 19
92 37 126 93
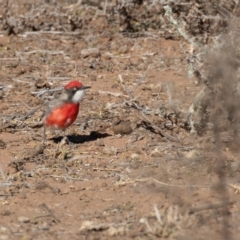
115 177 210 189
31 87 63 97
118 74 133 98
118 74 179 142
49 175 84 181
46 77 72 81
189 200 234 214
38 203 61 223
150 177 208 188
16 50 65 56
98 90 127 97
164 5 201 48
12 78 32 84
154 204 162 223
17 103 46 121
92 168 121 172
19 31 82 36
0 58 20 61
0 182 12 187
139 108 180 142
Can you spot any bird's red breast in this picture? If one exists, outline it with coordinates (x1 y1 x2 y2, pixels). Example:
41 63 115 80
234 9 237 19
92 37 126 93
45 103 79 130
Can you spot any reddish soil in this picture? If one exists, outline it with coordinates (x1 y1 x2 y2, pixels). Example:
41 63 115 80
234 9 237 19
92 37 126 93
1 1 240 240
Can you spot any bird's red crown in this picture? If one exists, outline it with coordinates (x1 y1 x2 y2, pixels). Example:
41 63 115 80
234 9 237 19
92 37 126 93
64 80 83 90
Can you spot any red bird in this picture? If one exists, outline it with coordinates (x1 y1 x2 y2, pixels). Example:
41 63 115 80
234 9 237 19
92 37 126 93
42 80 90 143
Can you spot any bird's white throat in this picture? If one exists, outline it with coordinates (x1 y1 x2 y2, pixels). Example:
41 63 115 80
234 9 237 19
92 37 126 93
72 89 85 103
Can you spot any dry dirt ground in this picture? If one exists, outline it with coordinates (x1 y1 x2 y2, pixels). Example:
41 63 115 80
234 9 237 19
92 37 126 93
1 1 240 240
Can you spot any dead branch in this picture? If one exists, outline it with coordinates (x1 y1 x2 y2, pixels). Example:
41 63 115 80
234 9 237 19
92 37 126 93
16 50 65 56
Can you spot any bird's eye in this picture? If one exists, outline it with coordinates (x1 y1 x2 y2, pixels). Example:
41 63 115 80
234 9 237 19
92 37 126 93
73 87 77 91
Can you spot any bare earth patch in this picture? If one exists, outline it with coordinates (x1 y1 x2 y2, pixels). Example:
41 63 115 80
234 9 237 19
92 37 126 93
1 1 240 240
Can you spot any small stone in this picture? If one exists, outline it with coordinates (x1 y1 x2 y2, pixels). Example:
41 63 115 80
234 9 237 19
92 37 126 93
0 227 8 234
0 235 8 240
0 90 4 99
18 216 30 223
102 52 112 60
131 153 140 160
108 226 125 236
102 182 108 187
95 139 105 146
112 120 133 135
0 139 6 149
35 78 51 89
79 220 94 231
230 162 240 172
118 45 128 54
81 48 100 58
102 146 118 155
130 57 142 66
150 148 163 157
41 222 49 230
0 210 11 216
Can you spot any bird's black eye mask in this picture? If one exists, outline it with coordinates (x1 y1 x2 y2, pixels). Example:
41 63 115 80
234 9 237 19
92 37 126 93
64 87 79 100
66 86 90 93
66 87 80 94
65 86 90 100
72 87 79 92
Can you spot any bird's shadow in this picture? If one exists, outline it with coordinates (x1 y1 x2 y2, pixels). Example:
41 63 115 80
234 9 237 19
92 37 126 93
50 131 111 144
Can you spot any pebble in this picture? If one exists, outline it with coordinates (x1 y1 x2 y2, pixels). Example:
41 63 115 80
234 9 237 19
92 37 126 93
150 148 163 157
18 216 30 223
81 48 100 58
131 153 140 160
112 120 133 135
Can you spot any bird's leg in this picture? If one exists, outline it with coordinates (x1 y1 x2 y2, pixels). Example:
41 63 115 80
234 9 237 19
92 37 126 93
61 130 68 144
60 130 72 147
42 125 46 145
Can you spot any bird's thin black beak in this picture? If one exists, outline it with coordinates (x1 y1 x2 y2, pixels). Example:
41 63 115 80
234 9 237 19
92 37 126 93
82 86 91 90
